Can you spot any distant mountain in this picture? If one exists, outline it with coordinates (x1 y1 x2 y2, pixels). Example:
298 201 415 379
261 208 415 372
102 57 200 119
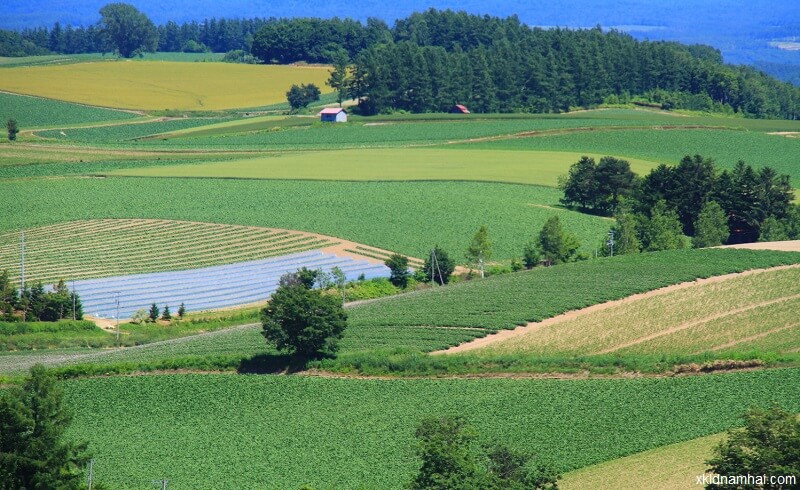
4 1 800 80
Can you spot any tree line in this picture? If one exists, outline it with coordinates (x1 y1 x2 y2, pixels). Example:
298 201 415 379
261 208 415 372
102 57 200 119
559 155 800 251
2 5 798 119
1 271 83 322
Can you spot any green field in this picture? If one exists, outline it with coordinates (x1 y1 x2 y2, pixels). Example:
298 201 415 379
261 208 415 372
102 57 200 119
1 178 611 261
60 369 800 489
461 128 800 184
0 91 139 128
482 266 800 357
110 148 658 186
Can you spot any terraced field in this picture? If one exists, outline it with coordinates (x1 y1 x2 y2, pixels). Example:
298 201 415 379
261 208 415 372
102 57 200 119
475 266 800 357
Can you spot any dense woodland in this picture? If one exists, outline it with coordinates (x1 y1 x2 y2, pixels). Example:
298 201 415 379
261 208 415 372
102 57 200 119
2 9 799 119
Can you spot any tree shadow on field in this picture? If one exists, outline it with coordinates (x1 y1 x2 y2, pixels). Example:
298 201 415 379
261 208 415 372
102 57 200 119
237 353 306 374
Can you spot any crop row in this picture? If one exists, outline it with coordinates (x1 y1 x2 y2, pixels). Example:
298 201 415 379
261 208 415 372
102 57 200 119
33 116 232 143
1 178 612 263
348 248 800 335
484 266 800 356
60 369 800 489
0 219 339 285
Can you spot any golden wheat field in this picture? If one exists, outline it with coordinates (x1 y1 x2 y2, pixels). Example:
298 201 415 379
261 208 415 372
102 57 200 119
0 60 332 110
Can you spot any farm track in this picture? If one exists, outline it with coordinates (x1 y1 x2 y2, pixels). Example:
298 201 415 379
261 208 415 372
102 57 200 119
433 263 800 355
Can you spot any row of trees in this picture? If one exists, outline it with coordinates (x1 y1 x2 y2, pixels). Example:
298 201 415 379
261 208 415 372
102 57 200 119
3 6 798 118
0 271 83 322
560 155 799 246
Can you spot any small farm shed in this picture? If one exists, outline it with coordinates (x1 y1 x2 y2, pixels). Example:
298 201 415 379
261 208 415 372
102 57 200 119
449 104 470 114
320 107 347 123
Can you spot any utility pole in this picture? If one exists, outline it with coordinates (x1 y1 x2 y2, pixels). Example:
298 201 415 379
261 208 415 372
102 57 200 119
87 459 94 490
607 230 616 257
72 279 76 321
20 231 25 291
152 479 169 490
114 291 120 345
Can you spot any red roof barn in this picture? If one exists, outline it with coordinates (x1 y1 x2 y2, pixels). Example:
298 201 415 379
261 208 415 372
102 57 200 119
319 107 348 123
449 104 470 114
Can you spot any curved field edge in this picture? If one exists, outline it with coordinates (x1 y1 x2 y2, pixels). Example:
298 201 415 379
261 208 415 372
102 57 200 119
0 178 612 261
60 369 800 489
0 218 409 285
440 264 800 355
560 432 726 490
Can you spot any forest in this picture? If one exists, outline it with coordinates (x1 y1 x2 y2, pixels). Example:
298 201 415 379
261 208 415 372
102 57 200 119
3 9 799 119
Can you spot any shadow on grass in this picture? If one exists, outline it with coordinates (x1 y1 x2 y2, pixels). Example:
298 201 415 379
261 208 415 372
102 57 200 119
237 353 307 374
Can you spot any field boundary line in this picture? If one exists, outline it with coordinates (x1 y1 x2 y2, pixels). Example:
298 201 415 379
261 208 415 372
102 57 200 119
432 264 800 355
704 322 800 353
593 294 800 355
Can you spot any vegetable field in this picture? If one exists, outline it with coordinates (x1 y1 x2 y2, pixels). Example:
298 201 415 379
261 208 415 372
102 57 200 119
349 249 800 334
1 178 611 261
0 91 138 128
62 369 800 489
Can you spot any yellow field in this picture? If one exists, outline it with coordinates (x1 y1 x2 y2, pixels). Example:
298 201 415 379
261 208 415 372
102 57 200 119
0 61 333 110
561 433 724 490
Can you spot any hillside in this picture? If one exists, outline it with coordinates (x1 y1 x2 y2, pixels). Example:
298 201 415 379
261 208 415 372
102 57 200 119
4 0 799 81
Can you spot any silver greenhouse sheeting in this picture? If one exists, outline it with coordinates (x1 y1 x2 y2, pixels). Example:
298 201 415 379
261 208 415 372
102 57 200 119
73 250 390 319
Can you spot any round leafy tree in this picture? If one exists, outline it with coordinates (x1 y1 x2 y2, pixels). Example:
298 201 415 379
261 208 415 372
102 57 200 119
262 271 347 361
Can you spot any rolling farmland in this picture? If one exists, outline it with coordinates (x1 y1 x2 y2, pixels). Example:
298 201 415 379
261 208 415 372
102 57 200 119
2 49 799 490
60 369 800 489
112 148 658 186
1 179 612 261
478 266 800 357
0 61 333 110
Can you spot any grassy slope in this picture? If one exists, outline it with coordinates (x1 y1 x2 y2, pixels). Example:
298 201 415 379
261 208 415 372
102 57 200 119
482 267 800 357
560 433 725 490
62 370 800 489
1 178 610 261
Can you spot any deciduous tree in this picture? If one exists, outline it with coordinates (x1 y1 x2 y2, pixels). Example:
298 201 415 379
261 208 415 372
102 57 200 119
6 118 19 141
538 216 580 265
98 3 158 58
262 270 347 361
705 406 800 490
465 225 492 278
385 254 410 289
693 201 729 248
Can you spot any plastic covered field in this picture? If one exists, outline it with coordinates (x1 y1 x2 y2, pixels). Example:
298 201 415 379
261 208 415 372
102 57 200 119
74 251 389 319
